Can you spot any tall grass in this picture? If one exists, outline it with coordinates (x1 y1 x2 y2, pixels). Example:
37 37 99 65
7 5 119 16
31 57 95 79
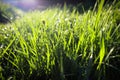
0 0 120 80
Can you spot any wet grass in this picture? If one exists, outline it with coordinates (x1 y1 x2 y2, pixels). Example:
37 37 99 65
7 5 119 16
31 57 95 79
0 0 120 80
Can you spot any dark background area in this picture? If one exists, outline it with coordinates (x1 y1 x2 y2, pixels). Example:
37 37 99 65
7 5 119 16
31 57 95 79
36 0 118 5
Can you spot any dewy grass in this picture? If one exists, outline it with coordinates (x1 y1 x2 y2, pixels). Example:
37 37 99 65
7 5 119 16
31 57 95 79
0 0 120 80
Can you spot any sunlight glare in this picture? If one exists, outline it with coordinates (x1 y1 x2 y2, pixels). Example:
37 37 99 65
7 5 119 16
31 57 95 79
3 0 39 10
18 0 38 10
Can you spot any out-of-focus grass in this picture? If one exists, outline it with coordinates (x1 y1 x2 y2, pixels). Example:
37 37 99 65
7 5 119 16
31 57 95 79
0 0 120 80
0 1 24 23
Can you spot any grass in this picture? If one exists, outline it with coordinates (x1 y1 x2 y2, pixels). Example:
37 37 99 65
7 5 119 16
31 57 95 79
0 0 120 80
0 1 24 23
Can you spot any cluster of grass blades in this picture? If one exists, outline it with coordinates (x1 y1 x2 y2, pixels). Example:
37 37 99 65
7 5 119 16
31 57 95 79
0 0 120 80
